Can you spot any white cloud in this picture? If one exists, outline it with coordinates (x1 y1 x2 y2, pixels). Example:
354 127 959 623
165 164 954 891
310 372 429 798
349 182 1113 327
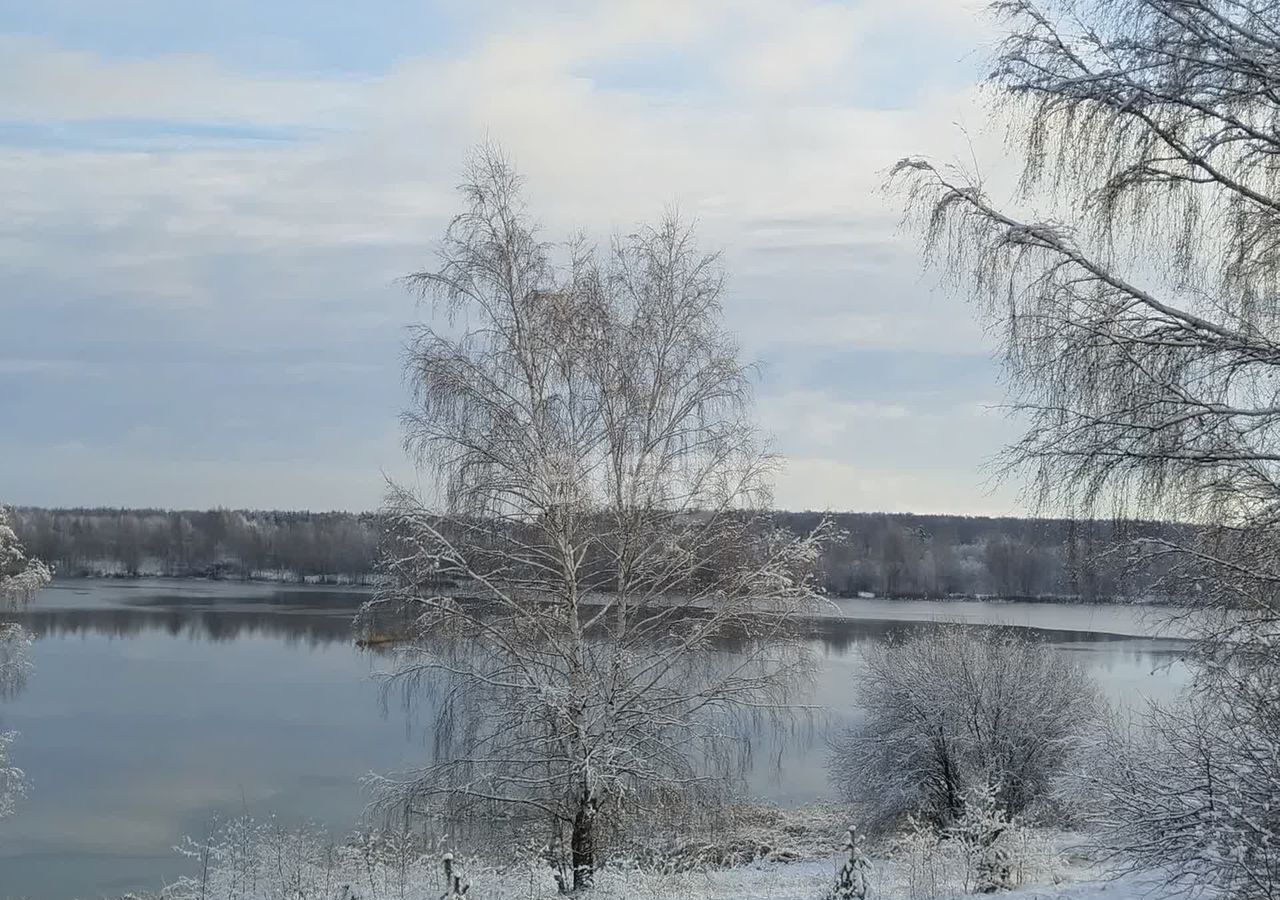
0 36 374 125
774 456 1020 515
759 389 913 446
11 428 411 511
0 0 1029 512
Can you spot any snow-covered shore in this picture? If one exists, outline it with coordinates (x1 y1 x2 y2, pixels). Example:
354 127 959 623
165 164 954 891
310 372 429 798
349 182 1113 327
307 855 1169 900
518 862 1167 900
152 809 1177 900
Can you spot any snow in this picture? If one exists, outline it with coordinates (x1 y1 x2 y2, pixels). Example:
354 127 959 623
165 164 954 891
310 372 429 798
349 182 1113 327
157 814 1187 900
1002 872 1181 900
533 862 1177 900
445 859 1177 900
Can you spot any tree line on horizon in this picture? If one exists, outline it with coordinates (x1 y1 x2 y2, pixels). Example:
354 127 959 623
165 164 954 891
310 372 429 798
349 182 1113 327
10 507 380 583
9 505 1186 601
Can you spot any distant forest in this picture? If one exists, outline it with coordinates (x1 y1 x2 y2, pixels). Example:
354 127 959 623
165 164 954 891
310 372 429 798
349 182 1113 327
11 508 380 584
9 507 1188 601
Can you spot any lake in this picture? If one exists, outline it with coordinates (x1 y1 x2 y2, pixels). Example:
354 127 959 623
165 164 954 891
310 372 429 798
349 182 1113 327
0 580 1192 900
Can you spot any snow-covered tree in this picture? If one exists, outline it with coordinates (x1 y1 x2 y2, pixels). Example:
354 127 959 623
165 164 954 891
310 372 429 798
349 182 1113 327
0 507 49 607
363 146 831 890
0 506 51 822
440 852 469 899
893 1 1280 894
0 731 26 822
1 505 49 701
1085 693 1280 897
947 783 1015 894
825 826 872 900
829 627 1099 832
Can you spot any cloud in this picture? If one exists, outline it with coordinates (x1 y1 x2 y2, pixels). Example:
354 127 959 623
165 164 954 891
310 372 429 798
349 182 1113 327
0 36 374 125
0 358 97 376
0 0 1025 513
759 389 913 448
774 456 1020 516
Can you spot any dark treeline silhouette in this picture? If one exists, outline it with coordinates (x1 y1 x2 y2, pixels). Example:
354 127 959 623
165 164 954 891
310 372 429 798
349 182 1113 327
10 507 1187 601
11 507 379 582
781 512 1190 602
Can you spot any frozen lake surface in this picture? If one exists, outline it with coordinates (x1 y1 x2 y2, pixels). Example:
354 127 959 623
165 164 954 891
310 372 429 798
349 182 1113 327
0 580 1191 899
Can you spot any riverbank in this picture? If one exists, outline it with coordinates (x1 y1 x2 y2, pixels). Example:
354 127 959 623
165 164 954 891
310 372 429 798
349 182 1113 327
49 566 380 586
104 851 1164 900
48 569 1157 608
134 809 1159 900
433 859 1160 900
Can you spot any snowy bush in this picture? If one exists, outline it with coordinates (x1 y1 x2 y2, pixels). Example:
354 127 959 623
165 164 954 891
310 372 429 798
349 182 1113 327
945 784 1013 894
822 826 871 900
883 803 1065 900
165 818 450 900
149 813 1092 900
158 815 849 900
891 817 946 900
1085 687 1280 899
829 626 1100 832
441 852 470 898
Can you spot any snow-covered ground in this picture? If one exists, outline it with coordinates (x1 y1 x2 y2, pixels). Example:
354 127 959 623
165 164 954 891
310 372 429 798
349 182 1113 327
154 845 1177 900
1003 873 1174 900
424 858 1172 900
156 811 1183 900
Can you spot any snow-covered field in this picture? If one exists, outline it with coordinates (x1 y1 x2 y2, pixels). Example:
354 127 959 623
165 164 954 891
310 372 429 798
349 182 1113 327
392 858 1171 900
156 812 1179 900
1001 875 1174 900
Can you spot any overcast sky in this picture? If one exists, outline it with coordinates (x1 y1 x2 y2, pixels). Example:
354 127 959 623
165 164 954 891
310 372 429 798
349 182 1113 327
0 0 1031 515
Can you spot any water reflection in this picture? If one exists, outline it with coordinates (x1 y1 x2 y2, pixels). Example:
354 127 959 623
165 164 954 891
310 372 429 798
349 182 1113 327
808 614 1188 657
0 579 1193 900
7 582 365 645
8 583 1196 670
17 605 356 645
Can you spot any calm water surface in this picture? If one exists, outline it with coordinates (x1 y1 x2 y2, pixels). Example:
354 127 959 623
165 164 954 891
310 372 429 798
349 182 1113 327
0 580 1191 899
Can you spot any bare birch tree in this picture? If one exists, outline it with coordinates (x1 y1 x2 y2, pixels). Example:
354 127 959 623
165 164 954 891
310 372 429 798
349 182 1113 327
363 147 830 890
0 506 51 821
893 1 1280 894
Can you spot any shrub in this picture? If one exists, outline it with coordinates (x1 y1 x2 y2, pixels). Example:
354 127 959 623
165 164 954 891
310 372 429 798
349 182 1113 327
829 626 1100 831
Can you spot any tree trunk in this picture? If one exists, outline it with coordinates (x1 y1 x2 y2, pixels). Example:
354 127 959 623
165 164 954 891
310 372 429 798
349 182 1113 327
570 788 596 891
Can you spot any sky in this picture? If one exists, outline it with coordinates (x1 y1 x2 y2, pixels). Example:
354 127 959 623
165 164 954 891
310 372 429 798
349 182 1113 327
0 0 1029 515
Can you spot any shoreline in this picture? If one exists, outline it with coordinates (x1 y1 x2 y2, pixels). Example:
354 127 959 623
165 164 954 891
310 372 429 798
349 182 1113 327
47 571 1152 606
